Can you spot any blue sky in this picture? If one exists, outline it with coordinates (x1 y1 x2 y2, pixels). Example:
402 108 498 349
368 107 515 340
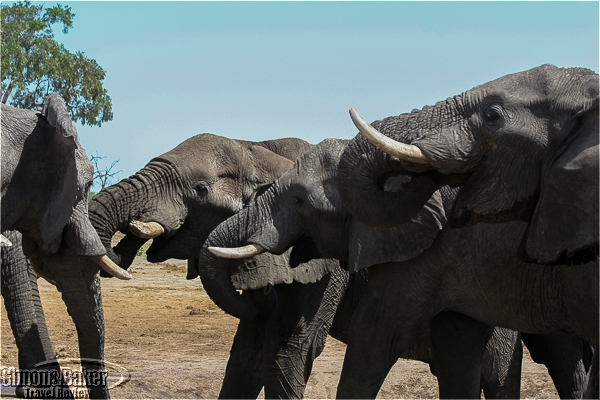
25 1 600 188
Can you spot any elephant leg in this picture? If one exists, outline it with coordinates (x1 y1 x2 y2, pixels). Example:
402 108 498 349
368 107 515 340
49 253 109 399
431 312 522 399
480 325 522 399
430 311 484 399
218 295 265 399
1 231 70 399
263 270 348 399
583 346 598 399
336 293 405 398
522 332 593 399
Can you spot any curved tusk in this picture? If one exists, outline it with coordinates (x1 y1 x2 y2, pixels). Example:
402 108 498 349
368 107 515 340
91 255 133 280
0 234 13 247
129 220 165 239
349 108 430 164
208 244 266 259
29 257 57 286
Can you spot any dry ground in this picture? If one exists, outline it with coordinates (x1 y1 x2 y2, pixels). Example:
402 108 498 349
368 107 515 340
1 256 559 399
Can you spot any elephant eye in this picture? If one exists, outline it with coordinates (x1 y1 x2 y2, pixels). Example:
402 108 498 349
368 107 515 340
194 183 208 195
484 104 503 124
294 195 304 205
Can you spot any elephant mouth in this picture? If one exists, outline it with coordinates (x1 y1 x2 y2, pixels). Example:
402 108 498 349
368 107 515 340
145 227 210 263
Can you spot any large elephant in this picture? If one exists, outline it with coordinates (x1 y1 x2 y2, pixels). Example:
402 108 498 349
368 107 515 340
84 133 358 398
1 95 130 399
338 64 599 395
202 138 594 398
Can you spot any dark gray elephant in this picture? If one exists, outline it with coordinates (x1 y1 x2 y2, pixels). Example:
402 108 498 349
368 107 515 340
1 95 130 399
338 64 599 396
201 138 593 398
85 133 357 398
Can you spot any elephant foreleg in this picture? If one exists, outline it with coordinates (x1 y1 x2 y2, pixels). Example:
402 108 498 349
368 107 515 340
430 311 522 399
1 231 71 399
50 254 109 399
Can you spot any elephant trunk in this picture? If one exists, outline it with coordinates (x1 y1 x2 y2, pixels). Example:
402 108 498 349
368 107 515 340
198 206 277 322
338 127 442 228
88 161 176 270
339 100 473 228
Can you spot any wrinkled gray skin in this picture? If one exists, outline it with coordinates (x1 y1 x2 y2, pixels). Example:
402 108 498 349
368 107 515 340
86 133 358 398
200 138 593 398
1 95 110 399
338 64 599 397
0 231 71 397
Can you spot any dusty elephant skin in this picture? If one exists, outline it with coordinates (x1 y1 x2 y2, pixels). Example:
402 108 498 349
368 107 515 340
338 64 599 397
0 231 69 397
86 133 364 398
201 139 594 398
339 64 598 265
0 95 128 399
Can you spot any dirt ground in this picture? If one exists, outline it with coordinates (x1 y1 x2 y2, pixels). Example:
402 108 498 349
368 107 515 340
1 255 559 399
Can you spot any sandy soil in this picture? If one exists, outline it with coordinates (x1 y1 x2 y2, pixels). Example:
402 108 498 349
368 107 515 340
1 256 559 399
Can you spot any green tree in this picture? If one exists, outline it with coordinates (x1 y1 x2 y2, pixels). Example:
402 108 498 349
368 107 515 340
1 1 113 126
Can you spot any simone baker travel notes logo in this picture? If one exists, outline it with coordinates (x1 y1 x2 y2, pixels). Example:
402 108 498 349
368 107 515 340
1 358 130 399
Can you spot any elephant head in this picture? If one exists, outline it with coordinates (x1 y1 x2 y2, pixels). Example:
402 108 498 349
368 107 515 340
199 139 448 319
339 64 599 265
1 94 129 277
88 134 313 279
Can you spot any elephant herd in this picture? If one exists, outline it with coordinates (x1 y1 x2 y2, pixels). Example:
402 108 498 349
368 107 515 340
1 64 597 399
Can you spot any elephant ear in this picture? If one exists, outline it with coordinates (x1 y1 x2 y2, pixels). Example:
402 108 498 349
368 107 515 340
39 94 79 251
525 109 599 264
249 145 295 186
347 185 448 273
228 249 339 290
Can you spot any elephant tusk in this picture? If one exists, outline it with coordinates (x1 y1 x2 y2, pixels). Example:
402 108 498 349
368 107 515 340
0 234 13 247
208 244 266 259
91 255 133 280
349 108 431 164
29 257 57 286
129 220 165 239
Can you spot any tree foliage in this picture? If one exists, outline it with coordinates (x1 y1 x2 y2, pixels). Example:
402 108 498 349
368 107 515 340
1 1 113 126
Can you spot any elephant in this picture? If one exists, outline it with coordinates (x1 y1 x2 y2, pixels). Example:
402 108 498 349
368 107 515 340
1 95 130 399
83 133 358 398
337 64 599 396
201 138 594 398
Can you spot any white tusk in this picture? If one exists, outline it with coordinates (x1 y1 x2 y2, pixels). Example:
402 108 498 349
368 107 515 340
91 255 133 280
208 244 266 259
129 220 165 239
349 108 430 164
0 234 13 247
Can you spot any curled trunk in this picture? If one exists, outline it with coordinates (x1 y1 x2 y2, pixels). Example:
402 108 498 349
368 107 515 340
338 129 443 228
339 102 470 228
88 161 177 270
198 206 278 322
